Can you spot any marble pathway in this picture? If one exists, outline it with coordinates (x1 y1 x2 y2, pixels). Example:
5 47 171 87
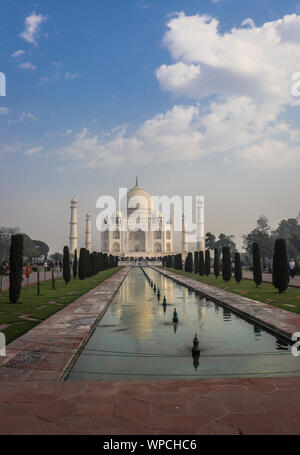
0 377 300 434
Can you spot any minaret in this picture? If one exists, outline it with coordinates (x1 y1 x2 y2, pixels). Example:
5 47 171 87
182 214 188 253
85 212 92 252
69 197 78 256
199 196 205 252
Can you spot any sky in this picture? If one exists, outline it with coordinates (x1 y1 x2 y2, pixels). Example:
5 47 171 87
1 0 300 253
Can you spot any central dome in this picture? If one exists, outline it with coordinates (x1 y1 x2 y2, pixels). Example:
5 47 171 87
127 179 152 214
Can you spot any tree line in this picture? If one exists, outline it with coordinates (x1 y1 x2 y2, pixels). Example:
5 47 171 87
163 237 290 294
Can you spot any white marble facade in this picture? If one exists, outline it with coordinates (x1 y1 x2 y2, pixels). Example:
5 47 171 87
102 180 173 257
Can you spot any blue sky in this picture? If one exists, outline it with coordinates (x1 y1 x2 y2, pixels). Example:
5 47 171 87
1 0 300 252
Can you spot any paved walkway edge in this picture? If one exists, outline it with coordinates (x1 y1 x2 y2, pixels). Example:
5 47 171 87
0 267 130 382
60 267 130 381
152 267 300 344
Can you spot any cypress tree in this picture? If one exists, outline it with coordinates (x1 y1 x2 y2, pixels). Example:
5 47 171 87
52 267 55 290
205 250 211 276
86 251 91 277
73 249 78 279
178 253 183 270
214 248 220 279
272 238 289 294
199 251 205 276
188 252 193 273
234 252 242 283
9 234 24 303
222 246 231 282
252 242 262 288
184 254 190 272
103 253 109 270
100 252 104 271
194 251 199 274
63 246 71 285
78 248 86 280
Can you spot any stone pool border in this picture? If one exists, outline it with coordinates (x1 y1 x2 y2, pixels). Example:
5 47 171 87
0 267 130 382
152 267 300 343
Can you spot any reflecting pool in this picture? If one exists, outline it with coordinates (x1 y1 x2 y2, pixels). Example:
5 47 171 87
67 267 300 381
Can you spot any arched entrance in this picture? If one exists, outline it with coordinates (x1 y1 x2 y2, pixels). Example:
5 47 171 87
129 230 146 252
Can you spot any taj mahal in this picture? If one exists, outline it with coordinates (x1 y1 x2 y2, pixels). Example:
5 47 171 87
69 179 205 258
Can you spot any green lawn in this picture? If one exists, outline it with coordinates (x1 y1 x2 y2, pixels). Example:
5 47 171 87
0 267 122 344
163 268 300 315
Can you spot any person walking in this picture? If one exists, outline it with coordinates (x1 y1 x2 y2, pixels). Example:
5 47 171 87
289 258 296 279
25 262 31 286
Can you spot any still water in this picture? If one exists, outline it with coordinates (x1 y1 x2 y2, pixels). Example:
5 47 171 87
67 267 300 381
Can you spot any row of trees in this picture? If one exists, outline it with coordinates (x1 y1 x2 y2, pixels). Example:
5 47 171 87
63 247 118 284
8 234 119 303
163 238 289 294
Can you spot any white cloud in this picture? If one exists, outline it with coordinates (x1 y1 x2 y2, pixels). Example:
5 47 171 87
20 62 36 70
54 13 300 170
0 107 11 115
52 61 63 68
236 140 300 167
241 18 255 28
9 112 38 123
20 11 47 46
65 129 73 136
56 105 205 168
156 12 300 103
25 146 43 156
11 49 25 58
65 72 80 80
0 143 22 157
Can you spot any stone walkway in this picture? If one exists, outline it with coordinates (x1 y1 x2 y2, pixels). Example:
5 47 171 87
0 377 300 434
1 270 63 292
0 267 129 381
153 267 300 341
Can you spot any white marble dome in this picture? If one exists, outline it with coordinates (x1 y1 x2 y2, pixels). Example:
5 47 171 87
127 180 152 214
